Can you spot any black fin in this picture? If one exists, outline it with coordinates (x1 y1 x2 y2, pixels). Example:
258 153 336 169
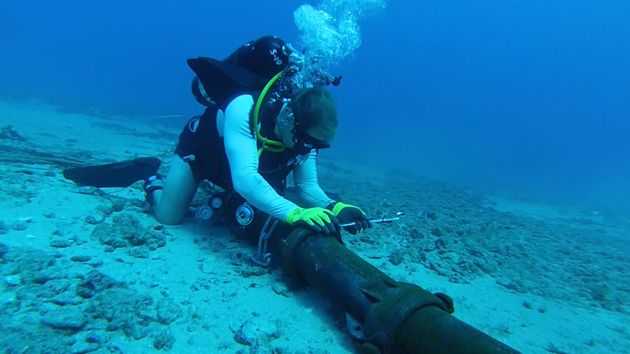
63 157 161 188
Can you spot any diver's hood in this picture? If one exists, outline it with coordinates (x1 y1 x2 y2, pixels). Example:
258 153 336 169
187 57 267 108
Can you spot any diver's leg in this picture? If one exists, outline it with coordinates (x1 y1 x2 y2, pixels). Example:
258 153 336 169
151 155 197 225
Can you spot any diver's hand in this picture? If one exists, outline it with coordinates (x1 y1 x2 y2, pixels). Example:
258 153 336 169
328 202 371 234
286 207 339 234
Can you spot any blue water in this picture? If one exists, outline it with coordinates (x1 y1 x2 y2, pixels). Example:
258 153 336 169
2 0 629 213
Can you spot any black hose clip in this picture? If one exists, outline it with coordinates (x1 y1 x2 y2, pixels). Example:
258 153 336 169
359 280 455 354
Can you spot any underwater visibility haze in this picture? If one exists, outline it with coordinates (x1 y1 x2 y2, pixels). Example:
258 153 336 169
0 0 629 353
2 0 629 212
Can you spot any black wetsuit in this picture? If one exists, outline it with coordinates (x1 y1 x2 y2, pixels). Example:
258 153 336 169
174 101 301 194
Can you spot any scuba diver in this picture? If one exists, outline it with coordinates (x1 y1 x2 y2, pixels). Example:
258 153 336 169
61 36 520 354
144 35 371 237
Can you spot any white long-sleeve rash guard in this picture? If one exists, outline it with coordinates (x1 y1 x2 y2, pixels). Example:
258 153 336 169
223 94 334 221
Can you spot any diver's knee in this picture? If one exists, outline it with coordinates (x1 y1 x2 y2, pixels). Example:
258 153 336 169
150 155 197 225
153 203 185 225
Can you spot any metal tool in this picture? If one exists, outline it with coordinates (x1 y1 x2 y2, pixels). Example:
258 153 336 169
339 212 405 228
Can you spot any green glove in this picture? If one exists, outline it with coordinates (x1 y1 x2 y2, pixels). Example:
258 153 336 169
286 207 339 234
328 202 371 234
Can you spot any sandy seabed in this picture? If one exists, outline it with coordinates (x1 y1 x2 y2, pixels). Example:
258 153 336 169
0 100 629 354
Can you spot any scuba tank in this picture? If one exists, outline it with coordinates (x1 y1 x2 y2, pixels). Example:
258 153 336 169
187 37 342 110
187 36 291 109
